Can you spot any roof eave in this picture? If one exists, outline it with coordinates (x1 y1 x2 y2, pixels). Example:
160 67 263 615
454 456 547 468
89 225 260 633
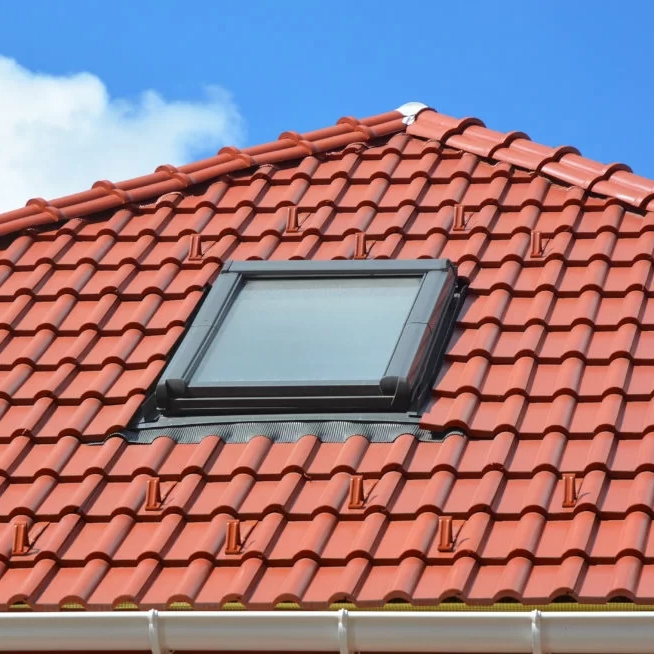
2 608 654 653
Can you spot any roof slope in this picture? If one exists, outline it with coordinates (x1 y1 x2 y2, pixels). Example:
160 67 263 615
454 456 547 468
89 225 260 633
0 104 653 609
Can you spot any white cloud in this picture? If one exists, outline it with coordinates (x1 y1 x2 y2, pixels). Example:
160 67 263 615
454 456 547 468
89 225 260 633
0 56 244 212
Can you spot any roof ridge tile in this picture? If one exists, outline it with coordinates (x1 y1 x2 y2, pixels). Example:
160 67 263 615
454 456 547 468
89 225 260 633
408 108 654 213
0 112 406 237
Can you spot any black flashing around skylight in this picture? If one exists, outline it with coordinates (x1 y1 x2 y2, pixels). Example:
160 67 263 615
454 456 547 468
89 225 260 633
154 259 465 417
115 420 444 445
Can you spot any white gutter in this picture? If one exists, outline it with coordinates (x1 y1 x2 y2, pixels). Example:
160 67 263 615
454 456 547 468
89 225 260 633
1 609 654 653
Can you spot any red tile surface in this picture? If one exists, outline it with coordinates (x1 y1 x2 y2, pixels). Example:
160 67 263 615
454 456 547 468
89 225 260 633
0 104 653 609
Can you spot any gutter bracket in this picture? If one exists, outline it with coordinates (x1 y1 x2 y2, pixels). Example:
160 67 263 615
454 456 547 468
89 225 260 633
148 609 171 654
338 608 351 654
531 609 542 654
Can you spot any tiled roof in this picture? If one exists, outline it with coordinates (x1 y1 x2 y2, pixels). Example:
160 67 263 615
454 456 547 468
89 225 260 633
0 103 653 610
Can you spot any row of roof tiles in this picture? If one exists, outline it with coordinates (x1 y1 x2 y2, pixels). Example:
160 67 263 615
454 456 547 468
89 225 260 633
1 467 653 522
7 227 654 280
7 511 654 567
3 432 654 480
2 553 654 609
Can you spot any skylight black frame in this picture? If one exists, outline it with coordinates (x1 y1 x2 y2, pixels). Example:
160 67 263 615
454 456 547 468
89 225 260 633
155 259 463 416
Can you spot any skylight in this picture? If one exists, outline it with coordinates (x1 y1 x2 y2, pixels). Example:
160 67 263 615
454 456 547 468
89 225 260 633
192 276 421 384
154 260 464 417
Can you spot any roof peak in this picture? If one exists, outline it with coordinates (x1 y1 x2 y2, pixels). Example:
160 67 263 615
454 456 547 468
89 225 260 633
2 102 654 237
394 102 430 124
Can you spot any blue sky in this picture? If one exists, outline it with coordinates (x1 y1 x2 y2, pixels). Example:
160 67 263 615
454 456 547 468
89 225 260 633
0 1 653 210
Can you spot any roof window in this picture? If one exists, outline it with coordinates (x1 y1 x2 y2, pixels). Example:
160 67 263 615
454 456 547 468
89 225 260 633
154 260 464 417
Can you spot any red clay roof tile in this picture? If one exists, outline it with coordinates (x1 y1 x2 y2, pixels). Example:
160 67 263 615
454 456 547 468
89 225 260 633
1 103 654 609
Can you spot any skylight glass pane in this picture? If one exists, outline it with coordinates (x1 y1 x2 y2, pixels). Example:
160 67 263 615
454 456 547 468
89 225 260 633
192 276 421 384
